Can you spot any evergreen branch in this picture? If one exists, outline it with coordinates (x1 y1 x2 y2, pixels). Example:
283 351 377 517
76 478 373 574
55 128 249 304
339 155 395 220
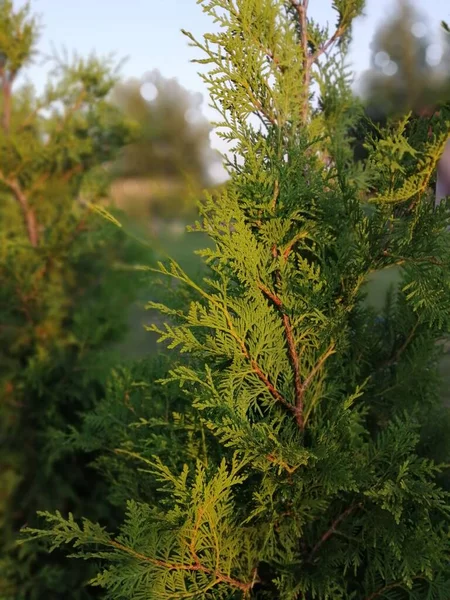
250 355 296 416
310 26 346 64
150 262 293 417
382 250 446 268
365 577 425 600
240 77 277 126
263 45 286 74
290 0 310 123
290 0 347 123
284 310 305 430
106 539 253 594
270 179 279 211
15 284 34 324
301 343 336 394
259 245 304 430
382 319 420 368
282 230 310 260
62 163 84 183
226 2 287 75
307 502 362 562
259 252 335 431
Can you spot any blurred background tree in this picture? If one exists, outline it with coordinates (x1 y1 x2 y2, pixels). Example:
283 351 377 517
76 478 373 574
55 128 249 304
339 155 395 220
359 0 450 120
0 2 151 597
108 69 223 227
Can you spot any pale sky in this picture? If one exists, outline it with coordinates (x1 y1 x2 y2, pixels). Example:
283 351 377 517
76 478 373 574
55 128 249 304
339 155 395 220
13 0 450 180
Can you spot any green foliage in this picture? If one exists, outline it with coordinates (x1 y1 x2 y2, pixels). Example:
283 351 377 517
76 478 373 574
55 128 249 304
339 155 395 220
21 0 450 599
0 2 151 598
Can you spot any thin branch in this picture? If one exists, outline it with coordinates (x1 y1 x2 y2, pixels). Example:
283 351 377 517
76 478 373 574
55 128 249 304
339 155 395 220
0 66 40 246
282 230 309 260
264 45 287 74
290 0 347 123
1 175 39 247
107 539 253 593
364 578 424 600
308 502 361 562
382 319 420 368
290 0 311 123
301 343 336 392
382 249 446 268
282 311 305 429
259 244 305 429
251 356 297 416
270 179 279 211
310 25 346 63
241 78 278 126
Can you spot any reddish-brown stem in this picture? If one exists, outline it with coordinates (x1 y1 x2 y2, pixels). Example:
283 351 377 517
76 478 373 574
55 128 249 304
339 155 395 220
8 178 39 247
290 1 310 123
382 249 445 268
220 295 294 418
382 320 420 369
365 577 424 600
107 538 253 593
308 503 361 561
62 163 83 183
250 357 295 416
290 0 346 124
301 344 335 393
258 274 335 431
258 243 305 429
283 311 305 429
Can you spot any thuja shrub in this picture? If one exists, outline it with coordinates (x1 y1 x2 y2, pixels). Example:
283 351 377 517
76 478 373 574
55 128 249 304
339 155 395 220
0 1 149 598
24 1 450 598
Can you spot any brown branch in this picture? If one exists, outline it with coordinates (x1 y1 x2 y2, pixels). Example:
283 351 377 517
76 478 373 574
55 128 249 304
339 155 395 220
258 280 335 430
364 578 424 600
7 177 39 247
107 537 253 593
283 311 305 429
382 320 420 369
0 66 40 246
250 356 296 416
310 25 346 64
301 343 336 393
62 163 83 183
282 230 309 260
241 78 277 126
264 45 286 74
259 243 305 429
218 292 294 418
308 503 361 562
15 285 34 325
290 0 311 123
290 0 347 123
382 249 445 268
